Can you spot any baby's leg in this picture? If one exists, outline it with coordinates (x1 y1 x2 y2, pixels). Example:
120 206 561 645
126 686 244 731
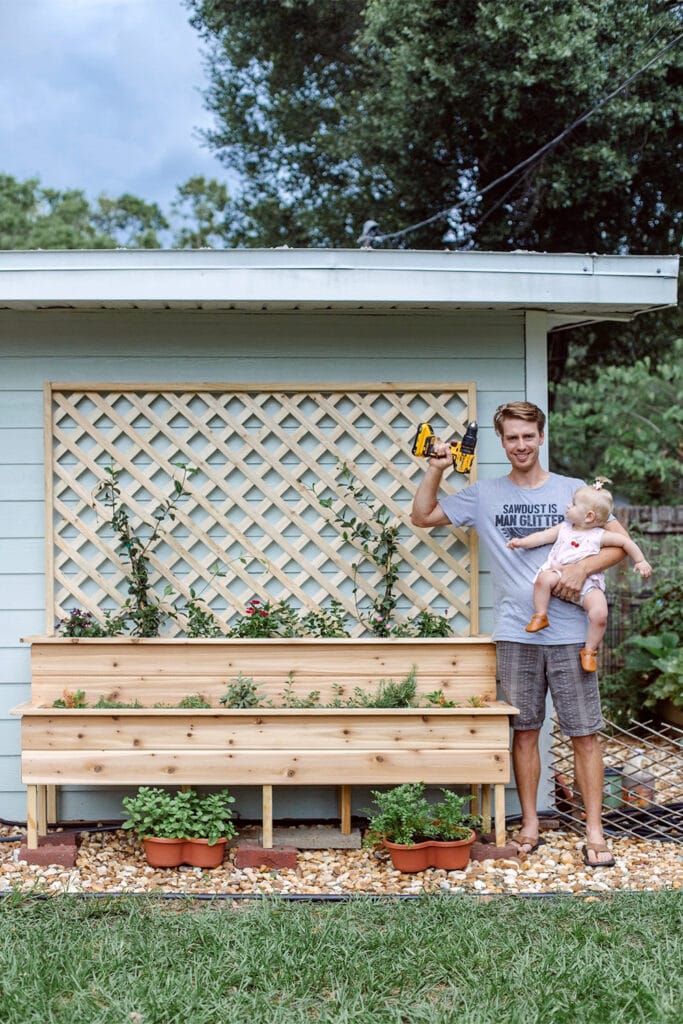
583 590 608 652
524 570 559 632
533 570 558 616
579 590 609 672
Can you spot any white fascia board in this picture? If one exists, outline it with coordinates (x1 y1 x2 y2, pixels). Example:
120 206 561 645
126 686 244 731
0 249 678 315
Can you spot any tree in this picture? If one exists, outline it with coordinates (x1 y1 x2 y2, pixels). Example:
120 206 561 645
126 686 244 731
549 340 683 504
185 0 682 255
0 174 167 249
170 175 234 248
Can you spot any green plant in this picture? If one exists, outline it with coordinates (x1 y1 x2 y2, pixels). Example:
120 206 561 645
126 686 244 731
410 610 453 638
431 789 480 841
362 667 417 708
55 608 110 637
184 789 237 845
276 672 321 708
308 463 402 637
121 786 192 840
300 598 350 637
627 632 683 709
363 782 478 847
94 462 197 637
219 672 262 708
601 571 683 724
92 697 143 709
177 694 212 709
52 689 87 708
363 782 436 847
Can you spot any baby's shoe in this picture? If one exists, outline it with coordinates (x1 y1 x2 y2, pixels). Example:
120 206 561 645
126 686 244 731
580 648 598 672
525 613 549 633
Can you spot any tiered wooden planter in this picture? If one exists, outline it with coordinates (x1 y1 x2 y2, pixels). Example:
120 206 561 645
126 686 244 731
14 636 517 849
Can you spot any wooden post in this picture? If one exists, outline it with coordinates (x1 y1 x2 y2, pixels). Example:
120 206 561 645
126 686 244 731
480 784 492 836
494 784 507 847
26 786 39 849
47 785 57 825
262 785 273 849
339 785 352 834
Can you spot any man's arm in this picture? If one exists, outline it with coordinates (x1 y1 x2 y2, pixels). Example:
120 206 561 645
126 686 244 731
551 518 629 602
410 462 451 527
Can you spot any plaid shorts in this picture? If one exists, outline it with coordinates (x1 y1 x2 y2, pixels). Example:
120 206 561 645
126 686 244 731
496 642 605 737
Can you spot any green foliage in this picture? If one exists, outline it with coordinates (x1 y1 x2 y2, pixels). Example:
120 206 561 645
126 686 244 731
55 608 110 637
121 786 236 844
550 342 683 504
52 689 87 709
170 175 234 248
181 587 223 638
219 672 262 708
94 463 197 637
300 599 350 637
600 570 683 724
176 694 212 709
308 463 403 636
121 786 192 840
185 0 681 255
363 782 478 846
183 789 237 845
0 173 167 249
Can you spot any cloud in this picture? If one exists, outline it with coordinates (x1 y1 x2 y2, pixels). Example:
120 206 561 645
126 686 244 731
0 0 227 209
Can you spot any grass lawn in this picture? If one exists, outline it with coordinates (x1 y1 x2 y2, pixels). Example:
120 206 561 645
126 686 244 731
0 891 681 1023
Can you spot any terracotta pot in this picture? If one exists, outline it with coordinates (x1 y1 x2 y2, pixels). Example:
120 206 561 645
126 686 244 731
383 831 475 873
182 837 228 869
383 839 433 873
143 836 185 868
430 831 476 870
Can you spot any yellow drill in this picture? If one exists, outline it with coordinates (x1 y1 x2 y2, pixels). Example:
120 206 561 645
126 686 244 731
411 421 478 474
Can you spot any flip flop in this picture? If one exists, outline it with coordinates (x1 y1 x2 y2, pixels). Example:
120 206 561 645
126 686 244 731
509 834 545 856
581 842 616 869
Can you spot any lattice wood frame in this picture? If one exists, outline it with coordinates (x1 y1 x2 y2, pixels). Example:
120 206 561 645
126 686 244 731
45 382 478 637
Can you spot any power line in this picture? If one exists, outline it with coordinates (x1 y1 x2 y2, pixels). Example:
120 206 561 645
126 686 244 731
369 30 683 246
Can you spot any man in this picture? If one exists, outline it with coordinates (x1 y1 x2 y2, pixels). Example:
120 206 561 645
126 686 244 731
410 401 625 866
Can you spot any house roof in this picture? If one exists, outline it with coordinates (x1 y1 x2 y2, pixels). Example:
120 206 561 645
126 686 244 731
0 248 678 328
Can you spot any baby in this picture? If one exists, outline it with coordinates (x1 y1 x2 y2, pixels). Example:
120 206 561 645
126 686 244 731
507 478 652 672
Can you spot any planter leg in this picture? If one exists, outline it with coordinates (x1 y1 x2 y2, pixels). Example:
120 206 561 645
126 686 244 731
481 785 492 836
339 785 352 834
26 785 39 849
262 785 273 849
469 784 480 817
38 784 48 838
494 784 506 848
47 785 58 826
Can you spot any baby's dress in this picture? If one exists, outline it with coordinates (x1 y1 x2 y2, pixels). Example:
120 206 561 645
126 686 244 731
537 521 605 604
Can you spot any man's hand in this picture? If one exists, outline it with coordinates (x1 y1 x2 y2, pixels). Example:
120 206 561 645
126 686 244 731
427 439 453 471
551 561 587 603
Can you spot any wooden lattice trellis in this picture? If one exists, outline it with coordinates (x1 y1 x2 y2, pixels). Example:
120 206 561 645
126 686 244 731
46 382 478 637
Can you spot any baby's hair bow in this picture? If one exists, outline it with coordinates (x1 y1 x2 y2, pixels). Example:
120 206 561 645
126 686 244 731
592 476 613 490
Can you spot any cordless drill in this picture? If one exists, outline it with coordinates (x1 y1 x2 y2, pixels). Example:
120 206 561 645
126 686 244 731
411 421 478 474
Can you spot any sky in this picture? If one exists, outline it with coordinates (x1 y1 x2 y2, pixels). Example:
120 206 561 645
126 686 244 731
0 0 231 213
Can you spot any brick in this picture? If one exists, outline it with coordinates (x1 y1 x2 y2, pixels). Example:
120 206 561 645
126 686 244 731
19 844 78 868
470 841 521 862
234 844 298 871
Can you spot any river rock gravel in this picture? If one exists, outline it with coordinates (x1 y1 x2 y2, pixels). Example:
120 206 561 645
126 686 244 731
2 824 682 898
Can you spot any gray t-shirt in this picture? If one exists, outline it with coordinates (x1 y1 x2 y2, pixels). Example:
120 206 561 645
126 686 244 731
439 472 588 644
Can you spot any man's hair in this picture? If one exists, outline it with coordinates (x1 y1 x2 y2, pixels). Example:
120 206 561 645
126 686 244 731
493 402 546 437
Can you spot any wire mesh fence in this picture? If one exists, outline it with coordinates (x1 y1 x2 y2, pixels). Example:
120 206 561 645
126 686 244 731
549 716 683 843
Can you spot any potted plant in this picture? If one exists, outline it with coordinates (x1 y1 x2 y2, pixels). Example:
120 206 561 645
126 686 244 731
121 786 190 867
364 782 479 872
122 786 237 868
182 789 238 868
